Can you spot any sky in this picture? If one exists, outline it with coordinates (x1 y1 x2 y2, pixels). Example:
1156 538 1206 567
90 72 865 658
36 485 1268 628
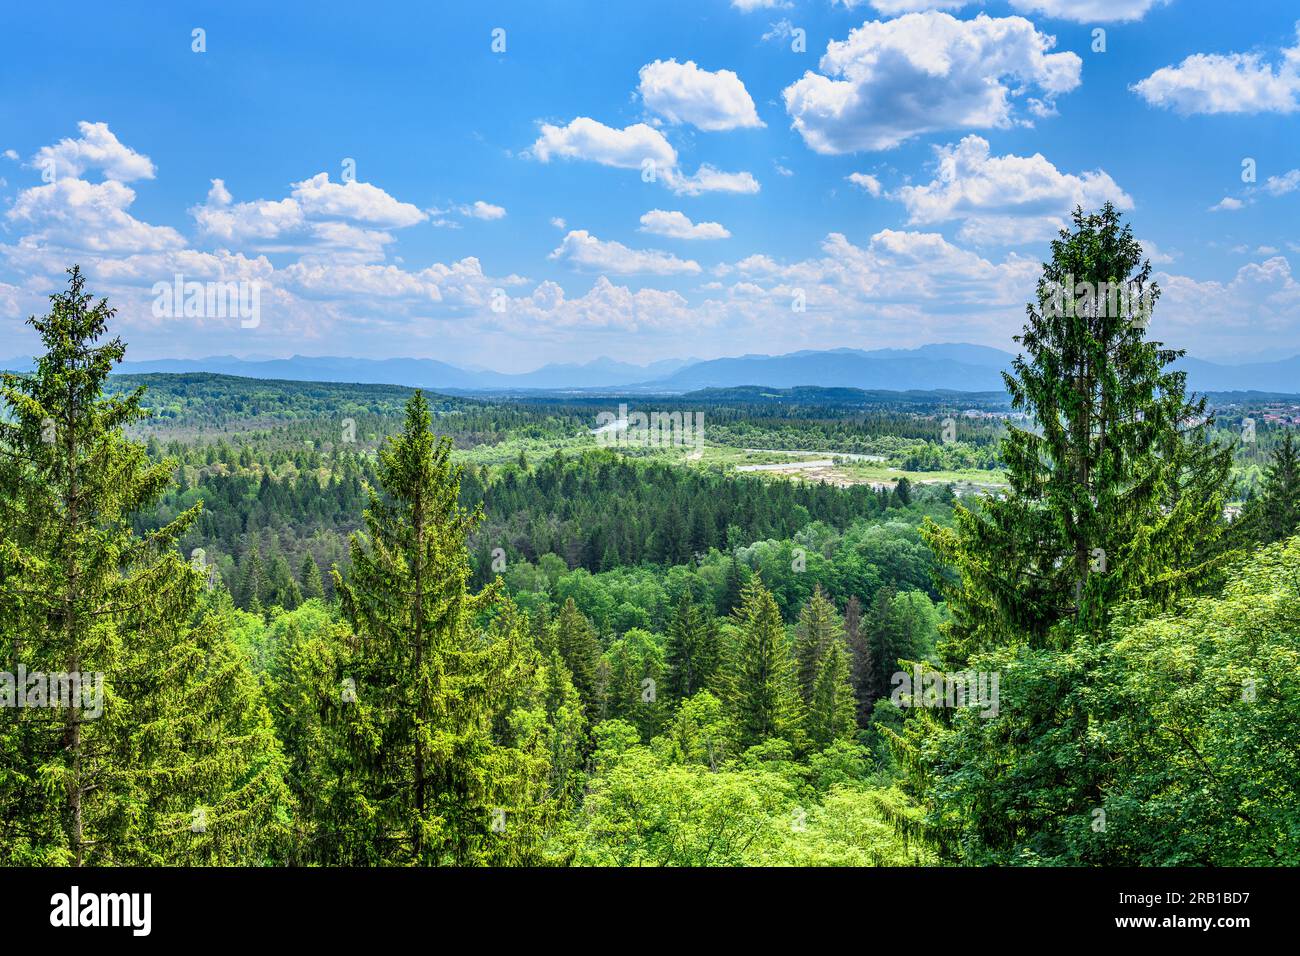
1 0 1298 371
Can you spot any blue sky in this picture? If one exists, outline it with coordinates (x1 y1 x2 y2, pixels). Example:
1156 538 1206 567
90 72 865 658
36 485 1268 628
1 0 1298 370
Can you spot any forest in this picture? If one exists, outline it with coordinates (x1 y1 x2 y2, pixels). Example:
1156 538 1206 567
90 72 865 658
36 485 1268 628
2 207 1299 866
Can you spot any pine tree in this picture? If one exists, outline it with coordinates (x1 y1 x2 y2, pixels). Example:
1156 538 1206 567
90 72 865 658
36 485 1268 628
794 584 843 702
331 390 550 864
299 553 325 601
923 204 1232 653
807 638 858 748
0 267 288 865
722 577 802 748
663 593 719 700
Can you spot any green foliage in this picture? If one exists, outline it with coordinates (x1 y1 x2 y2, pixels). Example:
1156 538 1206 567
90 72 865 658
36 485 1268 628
925 205 1232 653
0 268 289 865
721 578 804 750
325 391 554 864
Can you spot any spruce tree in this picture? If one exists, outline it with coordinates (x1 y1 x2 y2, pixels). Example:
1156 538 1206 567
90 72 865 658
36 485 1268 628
722 577 802 748
0 266 288 865
807 638 858 748
924 204 1231 653
794 584 843 702
843 594 874 725
300 553 325 601
551 597 603 720
663 593 719 700
332 390 550 864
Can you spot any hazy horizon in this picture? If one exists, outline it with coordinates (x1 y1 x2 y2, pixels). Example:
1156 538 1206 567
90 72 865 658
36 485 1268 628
3 1 1299 370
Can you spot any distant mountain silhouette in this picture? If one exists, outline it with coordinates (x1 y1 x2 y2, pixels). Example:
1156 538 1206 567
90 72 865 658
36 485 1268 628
3 344 1299 394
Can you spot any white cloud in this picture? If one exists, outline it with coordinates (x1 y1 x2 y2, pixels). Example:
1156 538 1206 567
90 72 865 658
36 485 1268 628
892 136 1132 244
529 117 677 170
1156 256 1300 354
782 12 1082 153
870 1 1169 21
191 179 305 242
1264 169 1300 196
732 0 791 10
639 209 731 240
863 1 971 13
289 172 426 227
847 172 882 196
31 121 156 182
1007 0 1170 22
549 230 702 275
1210 196 1245 212
462 200 507 220
7 178 184 253
2 149 18 162
1133 28 1300 114
550 217 567 229
638 59 764 131
664 164 761 196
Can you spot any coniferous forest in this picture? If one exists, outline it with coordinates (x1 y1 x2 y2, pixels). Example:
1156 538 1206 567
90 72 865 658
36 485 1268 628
3 207 1298 871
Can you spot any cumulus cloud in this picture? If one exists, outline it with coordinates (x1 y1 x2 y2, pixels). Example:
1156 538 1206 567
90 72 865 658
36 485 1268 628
847 172 882 195
290 172 426 227
1133 28 1300 114
31 121 156 182
862 1 970 13
1156 256 1300 354
1008 0 1170 22
639 209 731 240
529 117 677 169
1264 168 1300 196
664 164 760 196
861 0 1169 19
1210 196 1245 212
7 178 184 254
463 200 507 220
891 135 1132 244
549 230 702 275
191 179 305 242
638 59 764 131
782 12 1081 153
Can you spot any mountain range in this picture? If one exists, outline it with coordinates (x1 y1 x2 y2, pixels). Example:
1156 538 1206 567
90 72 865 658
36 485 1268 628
3 344 1299 394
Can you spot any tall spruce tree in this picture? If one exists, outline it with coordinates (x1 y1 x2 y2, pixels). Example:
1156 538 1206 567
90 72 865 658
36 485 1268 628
331 390 550 864
551 597 603 720
924 204 1231 653
0 267 288 865
722 577 802 748
842 595 874 725
663 593 719 700
806 638 858 748
299 553 325 601
794 584 843 703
